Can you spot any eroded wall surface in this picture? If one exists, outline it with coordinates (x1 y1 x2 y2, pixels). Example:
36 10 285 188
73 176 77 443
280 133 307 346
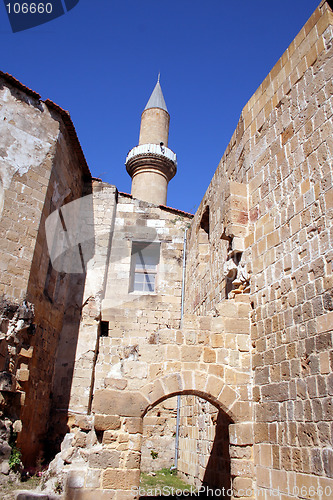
0 76 92 466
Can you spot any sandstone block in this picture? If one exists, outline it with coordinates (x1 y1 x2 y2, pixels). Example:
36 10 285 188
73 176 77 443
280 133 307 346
232 401 252 421
230 445 253 460
219 385 238 410
125 452 141 469
163 373 182 394
123 417 143 434
94 415 121 431
89 449 120 469
16 368 29 382
225 318 249 334
237 334 250 352
66 469 86 489
230 459 254 477
74 415 93 431
182 370 194 390
181 345 201 362
115 491 139 500
232 477 253 497
211 334 224 348
229 423 254 446
69 490 116 500
194 372 208 393
211 316 224 332
85 468 101 489
102 468 140 489
93 390 149 417
216 301 238 318
19 347 33 358
105 378 128 390
316 312 333 334
103 431 118 445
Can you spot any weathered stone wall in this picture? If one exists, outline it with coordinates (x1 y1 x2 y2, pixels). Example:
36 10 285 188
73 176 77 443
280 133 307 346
0 75 92 466
141 397 178 473
60 302 252 498
18 117 91 466
185 1 333 498
68 193 192 416
178 395 232 493
60 190 253 497
65 181 117 417
0 297 34 476
0 76 59 301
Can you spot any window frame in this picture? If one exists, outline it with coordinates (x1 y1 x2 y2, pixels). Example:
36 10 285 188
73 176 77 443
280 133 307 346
129 241 160 294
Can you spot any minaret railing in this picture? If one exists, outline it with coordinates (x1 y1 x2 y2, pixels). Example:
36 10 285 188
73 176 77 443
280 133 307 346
126 144 177 166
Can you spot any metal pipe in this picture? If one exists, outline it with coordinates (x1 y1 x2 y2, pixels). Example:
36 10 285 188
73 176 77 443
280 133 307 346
174 394 181 470
180 227 188 328
174 226 188 469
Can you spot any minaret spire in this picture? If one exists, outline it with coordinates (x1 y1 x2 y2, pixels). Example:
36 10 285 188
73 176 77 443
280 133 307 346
144 78 168 113
125 79 177 206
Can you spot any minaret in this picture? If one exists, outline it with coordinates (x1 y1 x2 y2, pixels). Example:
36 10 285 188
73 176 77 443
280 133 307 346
125 76 177 205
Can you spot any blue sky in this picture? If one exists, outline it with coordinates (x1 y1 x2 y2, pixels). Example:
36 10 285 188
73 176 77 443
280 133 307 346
1 0 320 213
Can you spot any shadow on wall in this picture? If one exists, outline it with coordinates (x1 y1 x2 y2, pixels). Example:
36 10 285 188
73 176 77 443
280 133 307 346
17 176 94 466
201 410 232 497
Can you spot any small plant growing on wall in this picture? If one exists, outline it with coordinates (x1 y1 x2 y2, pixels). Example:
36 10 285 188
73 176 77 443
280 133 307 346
9 444 22 472
55 480 63 494
150 450 159 459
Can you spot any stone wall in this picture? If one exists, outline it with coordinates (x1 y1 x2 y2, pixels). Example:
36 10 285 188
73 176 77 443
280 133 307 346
0 75 59 301
1 2 332 498
185 1 333 498
0 74 92 466
0 297 34 476
141 397 178 473
59 187 253 497
178 396 219 488
57 181 117 426
68 192 192 416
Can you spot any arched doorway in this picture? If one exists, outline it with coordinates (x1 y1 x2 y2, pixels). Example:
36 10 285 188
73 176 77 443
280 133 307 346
140 390 233 499
88 371 253 498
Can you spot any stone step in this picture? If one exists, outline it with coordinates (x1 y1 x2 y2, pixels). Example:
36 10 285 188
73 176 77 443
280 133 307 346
15 492 59 500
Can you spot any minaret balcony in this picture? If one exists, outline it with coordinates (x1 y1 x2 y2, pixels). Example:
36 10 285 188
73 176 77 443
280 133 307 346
125 143 177 166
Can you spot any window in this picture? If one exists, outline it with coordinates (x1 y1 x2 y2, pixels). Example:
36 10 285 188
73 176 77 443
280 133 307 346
130 242 160 293
100 321 109 337
200 205 210 239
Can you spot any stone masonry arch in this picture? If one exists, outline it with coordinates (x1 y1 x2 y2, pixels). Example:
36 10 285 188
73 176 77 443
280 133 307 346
64 296 254 498
140 370 239 420
85 368 254 499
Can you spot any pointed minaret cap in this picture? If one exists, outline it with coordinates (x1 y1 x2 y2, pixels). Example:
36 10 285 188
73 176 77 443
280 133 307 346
126 76 176 205
144 74 168 113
